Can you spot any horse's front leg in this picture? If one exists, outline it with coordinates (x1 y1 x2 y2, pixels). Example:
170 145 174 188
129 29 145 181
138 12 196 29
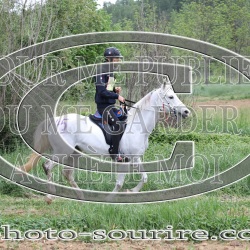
112 173 126 192
130 157 147 193
105 172 126 203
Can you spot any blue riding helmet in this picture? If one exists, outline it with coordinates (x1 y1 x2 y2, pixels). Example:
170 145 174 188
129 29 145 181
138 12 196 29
104 47 123 59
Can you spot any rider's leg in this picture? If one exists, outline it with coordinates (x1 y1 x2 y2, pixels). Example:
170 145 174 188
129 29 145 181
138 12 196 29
102 108 121 155
98 107 126 161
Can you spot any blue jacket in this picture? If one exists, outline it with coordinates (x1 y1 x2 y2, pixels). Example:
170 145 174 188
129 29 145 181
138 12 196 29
95 65 119 109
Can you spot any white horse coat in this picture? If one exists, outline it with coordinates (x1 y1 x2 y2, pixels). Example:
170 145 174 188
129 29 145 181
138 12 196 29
21 83 190 203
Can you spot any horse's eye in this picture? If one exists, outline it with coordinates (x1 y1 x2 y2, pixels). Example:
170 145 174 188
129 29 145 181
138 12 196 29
169 95 174 99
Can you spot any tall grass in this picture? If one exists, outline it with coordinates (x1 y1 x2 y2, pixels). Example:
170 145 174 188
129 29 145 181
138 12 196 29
193 84 250 101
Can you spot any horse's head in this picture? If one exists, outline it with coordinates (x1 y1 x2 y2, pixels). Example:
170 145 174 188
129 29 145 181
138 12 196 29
156 82 190 119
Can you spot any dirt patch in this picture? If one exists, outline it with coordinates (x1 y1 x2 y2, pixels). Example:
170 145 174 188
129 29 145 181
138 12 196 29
2 208 40 216
0 239 249 250
194 99 250 109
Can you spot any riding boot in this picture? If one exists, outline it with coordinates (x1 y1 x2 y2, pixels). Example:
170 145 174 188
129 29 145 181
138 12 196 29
109 134 120 159
109 135 129 162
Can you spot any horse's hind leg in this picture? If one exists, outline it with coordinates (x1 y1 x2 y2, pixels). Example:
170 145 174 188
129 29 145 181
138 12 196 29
105 173 126 203
62 156 84 200
42 160 57 204
42 153 69 204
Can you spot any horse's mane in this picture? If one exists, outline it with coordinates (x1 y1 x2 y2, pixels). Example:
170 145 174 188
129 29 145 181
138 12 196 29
126 82 173 124
127 90 155 124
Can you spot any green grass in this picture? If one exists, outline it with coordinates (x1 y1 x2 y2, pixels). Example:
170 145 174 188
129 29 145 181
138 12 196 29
193 84 250 101
0 193 249 240
193 107 250 136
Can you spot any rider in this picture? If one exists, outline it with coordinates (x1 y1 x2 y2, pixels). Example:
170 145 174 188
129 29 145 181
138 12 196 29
95 47 128 162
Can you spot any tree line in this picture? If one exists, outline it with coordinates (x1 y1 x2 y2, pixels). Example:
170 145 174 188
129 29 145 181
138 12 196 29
0 0 249 151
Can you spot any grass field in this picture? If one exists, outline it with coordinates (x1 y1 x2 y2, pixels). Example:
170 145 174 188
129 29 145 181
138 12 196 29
193 84 250 101
0 84 249 245
0 193 249 239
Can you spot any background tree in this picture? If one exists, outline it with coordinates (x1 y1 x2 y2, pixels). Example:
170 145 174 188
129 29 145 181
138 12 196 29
0 0 112 151
170 0 250 84
107 0 171 100
1 0 250 150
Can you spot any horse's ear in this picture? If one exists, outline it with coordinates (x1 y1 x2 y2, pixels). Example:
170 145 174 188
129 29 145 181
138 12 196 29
161 77 169 90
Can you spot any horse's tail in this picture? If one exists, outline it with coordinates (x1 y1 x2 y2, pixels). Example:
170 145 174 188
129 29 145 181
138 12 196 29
20 119 51 172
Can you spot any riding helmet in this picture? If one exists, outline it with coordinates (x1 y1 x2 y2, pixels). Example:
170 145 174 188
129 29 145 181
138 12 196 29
104 47 123 59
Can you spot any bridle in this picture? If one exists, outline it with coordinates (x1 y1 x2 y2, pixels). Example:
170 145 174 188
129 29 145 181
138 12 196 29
158 88 177 116
122 89 177 117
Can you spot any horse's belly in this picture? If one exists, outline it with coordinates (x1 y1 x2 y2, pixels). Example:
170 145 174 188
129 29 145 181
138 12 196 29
50 115 110 155
74 122 110 155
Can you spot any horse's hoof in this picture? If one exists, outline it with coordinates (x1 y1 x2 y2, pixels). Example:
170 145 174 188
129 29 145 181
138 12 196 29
44 196 52 205
126 189 132 193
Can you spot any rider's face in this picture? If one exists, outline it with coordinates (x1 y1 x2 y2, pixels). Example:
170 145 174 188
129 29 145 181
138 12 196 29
110 57 121 62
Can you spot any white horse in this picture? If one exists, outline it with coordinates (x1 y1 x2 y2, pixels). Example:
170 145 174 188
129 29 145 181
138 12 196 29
20 83 190 203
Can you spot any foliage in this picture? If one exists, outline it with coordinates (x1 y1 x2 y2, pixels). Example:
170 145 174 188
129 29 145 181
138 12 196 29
103 0 137 24
0 180 26 197
171 0 250 52
0 0 112 152
170 0 250 84
104 0 184 23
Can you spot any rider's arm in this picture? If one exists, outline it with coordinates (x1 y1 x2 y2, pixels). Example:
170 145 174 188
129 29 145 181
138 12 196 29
95 74 119 99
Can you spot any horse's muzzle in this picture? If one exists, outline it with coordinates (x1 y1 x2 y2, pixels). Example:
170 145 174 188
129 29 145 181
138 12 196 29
178 108 190 119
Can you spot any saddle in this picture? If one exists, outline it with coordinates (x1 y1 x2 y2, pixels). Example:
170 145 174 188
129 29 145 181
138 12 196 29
89 108 127 146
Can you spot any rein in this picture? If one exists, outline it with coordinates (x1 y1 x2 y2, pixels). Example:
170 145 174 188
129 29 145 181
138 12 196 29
124 99 137 109
122 97 176 117
121 99 137 114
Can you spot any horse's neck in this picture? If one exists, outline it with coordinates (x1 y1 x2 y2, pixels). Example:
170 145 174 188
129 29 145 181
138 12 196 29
127 90 159 134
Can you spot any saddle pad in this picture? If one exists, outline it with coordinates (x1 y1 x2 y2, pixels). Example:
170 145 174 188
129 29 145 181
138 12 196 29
89 114 112 145
93 110 102 119
89 114 126 146
93 109 123 119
